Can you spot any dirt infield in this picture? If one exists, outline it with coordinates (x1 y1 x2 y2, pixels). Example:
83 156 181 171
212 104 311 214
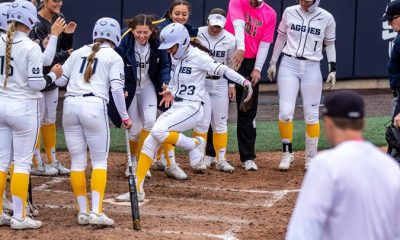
0 152 307 240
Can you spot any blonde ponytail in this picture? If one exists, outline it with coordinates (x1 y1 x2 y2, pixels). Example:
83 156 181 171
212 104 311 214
83 42 101 83
4 22 15 88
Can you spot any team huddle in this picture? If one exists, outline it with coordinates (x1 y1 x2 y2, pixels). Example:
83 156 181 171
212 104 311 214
0 0 340 231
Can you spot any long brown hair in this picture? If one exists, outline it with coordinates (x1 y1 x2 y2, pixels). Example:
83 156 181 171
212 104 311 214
125 14 158 42
83 39 114 82
3 22 16 88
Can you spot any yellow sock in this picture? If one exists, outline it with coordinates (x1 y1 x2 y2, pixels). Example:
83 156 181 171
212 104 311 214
213 132 228 161
32 131 41 167
42 123 57 163
0 171 7 213
70 171 88 214
9 163 14 182
193 131 207 142
136 153 153 192
162 144 175 167
278 120 293 143
10 173 29 220
163 132 180 145
137 130 150 158
156 147 163 161
129 140 139 158
306 123 320 138
90 169 107 214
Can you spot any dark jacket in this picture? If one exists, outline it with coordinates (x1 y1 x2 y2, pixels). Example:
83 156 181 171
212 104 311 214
156 17 198 38
30 13 74 91
389 34 400 91
107 30 171 127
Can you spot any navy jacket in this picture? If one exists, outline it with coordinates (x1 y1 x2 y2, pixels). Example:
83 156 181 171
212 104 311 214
107 30 170 127
389 34 400 91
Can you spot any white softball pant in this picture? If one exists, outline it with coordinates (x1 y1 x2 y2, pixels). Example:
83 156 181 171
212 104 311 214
141 100 204 158
128 83 157 141
62 96 109 171
277 55 322 124
39 88 58 125
195 78 229 134
0 97 39 174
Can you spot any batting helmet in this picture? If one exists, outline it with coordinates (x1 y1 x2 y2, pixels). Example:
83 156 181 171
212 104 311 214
0 3 10 32
93 17 121 47
158 23 190 59
7 0 38 30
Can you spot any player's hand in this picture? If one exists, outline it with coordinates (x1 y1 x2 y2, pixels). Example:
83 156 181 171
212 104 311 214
162 83 168 91
64 21 77 34
243 80 253 103
51 64 63 79
326 71 336 90
51 17 66 36
122 118 133 129
267 62 276 82
231 50 244 71
159 90 174 108
228 85 236 101
250 69 261 86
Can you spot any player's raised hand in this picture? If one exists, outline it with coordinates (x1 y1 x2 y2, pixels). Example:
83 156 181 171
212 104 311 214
231 50 244 71
159 89 174 108
267 62 276 82
51 64 63 79
51 17 66 36
64 21 77 34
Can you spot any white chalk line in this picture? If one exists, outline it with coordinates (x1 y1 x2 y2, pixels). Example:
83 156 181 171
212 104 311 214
33 177 66 191
264 189 300 208
103 198 149 207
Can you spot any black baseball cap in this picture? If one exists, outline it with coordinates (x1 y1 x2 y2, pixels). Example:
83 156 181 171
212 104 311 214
381 0 400 22
322 90 365 120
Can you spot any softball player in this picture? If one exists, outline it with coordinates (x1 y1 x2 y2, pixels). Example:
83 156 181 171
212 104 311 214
195 8 236 172
134 23 252 201
0 0 62 229
267 0 336 170
30 0 76 176
55 17 132 226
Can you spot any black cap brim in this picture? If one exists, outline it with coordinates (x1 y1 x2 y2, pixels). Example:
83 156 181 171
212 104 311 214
381 14 391 22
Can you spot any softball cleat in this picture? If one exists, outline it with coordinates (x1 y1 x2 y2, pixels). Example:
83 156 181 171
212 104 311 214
88 212 114 227
0 212 10 226
204 156 217 167
77 212 89 225
165 164 188 180
10 216 42 230
278 152 294 171
242 160 258 171
31 162 58 176
216 160 235 173
50 160 70 175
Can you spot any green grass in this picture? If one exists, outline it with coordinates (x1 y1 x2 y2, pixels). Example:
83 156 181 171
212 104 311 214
55 116 391 153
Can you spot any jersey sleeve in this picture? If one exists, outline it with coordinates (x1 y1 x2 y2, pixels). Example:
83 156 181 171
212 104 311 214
286 156 334 239
109 54 125 86
324 15 336 42
61 50 75 81
277 9 288 35
228 0 244 21
26 44 46 90
261 9 277 43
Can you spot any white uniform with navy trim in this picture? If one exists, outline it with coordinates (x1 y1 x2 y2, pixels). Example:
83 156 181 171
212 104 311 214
195 26 235 134
59 43 128 172
287 141 400 240
0 31 49 174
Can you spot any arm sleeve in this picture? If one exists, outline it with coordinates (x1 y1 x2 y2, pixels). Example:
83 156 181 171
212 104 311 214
286 157 334 240
325 43 336 64
227 39 236 66
254 42 270 71
270 33 287 64
109 56 129 120
42 35 58 67
27 45 52 91
233 20 245 51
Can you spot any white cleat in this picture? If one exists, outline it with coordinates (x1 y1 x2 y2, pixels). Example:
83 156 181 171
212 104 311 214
146 170 152 178
165 164 188 180
304 157 312 171
50 160 70 175
0 212 11 226
204 156 217 167
77 212 89 225
115 190 145 203
88 212 114 227
10 216 42 230
216 160 235 173
242 160 258 171
189 137 206 173
31 162 58 176
278 152 294 171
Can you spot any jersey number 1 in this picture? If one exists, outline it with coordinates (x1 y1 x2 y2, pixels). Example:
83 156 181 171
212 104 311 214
0 56 13 76
79 57 98 74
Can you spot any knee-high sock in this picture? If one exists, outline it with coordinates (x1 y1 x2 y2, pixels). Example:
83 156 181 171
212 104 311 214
162 144 175 167
91 169 107 215
213 132 228 161
41 124 57 163
136 153 152 192
137 130 150 158
306 123 320 138
193 131 207 142
11 173 29 220
156 147 163 161
278 120 293 143
129 140 139 158
70 171 88 214
32 131 42 167
306 123 320 158
0 171 7 213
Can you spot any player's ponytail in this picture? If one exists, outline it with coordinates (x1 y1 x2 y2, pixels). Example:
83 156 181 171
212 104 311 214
83 42 101 83
190 39 210 54
4 21 16 89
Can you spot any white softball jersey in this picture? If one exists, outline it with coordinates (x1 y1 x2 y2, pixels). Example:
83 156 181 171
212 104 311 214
0 32 46 99
61 43 125 103
287 141 400 240
278 5 336 61
134 41 152 93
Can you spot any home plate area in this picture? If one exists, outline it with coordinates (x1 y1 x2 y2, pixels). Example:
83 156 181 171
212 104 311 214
0 151 307 239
